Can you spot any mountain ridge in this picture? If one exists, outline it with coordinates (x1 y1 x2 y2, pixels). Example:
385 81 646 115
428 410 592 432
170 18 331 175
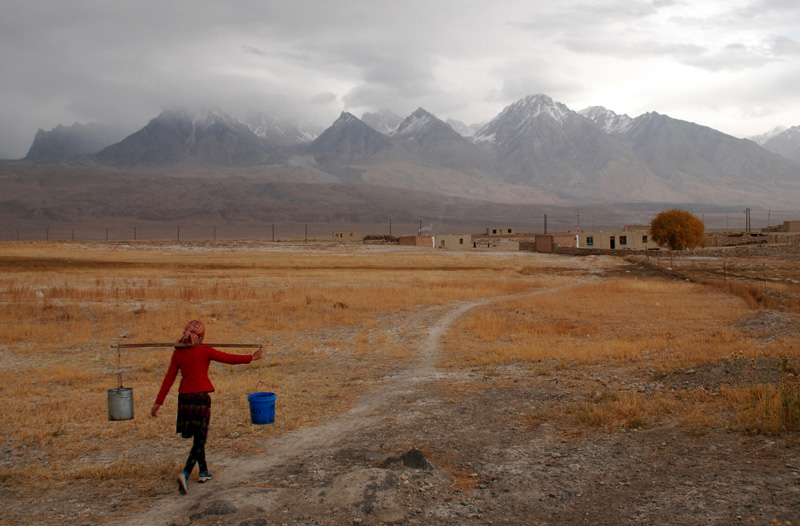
12 94 800 208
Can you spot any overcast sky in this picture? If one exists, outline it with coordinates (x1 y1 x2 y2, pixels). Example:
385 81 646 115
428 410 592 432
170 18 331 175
2 0 799 159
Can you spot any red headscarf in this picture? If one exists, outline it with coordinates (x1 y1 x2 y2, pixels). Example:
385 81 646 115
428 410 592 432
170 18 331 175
179 320 205 345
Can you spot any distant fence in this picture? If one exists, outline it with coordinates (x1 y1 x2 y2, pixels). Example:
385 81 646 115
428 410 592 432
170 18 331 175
0 221 526 242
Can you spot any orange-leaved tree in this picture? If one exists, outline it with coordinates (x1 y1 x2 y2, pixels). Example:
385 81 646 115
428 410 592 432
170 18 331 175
649 209 705 250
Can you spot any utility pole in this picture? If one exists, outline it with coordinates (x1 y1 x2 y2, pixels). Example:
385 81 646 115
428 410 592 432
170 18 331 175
577 209 580 232
543 214 547 234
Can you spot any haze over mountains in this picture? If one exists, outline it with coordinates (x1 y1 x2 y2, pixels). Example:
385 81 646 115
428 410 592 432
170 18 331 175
7 94 800 231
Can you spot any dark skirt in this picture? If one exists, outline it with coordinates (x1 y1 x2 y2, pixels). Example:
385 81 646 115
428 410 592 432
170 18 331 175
176 392 211 439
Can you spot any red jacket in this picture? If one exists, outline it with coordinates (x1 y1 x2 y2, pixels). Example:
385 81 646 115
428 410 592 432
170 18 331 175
155 345 252 405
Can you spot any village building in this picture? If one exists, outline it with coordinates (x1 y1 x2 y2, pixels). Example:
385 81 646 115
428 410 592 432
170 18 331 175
434 234 472 249
486 226 516 236
522 229 661 253
765 220 800 233
398 235 433 247
333 231 360 240
397 234 472 249
575 229 660 250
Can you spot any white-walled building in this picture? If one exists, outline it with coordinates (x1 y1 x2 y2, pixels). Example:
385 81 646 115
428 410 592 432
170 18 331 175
574 230 661 250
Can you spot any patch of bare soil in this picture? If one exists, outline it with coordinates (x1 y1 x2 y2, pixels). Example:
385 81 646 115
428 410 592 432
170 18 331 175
662 356 793 394
736 311 800 342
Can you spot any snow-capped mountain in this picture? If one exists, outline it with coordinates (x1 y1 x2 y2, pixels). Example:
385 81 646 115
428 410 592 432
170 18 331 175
472 94 639 194
473 94 574 146
468 94 800 204
96 109 271 166
306 109 492 177
305 111 394 172
748 125 788 146
391 108 493 172
579 106 634 135
243 111 320 148
762 126 800 163
77 109 317 165
392 108 441 139
361 109 403 135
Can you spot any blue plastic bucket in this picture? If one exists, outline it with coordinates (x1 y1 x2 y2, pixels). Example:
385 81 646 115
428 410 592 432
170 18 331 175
248 392 276 425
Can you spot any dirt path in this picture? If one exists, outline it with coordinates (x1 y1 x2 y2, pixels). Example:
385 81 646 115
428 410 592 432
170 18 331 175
118 279 800 526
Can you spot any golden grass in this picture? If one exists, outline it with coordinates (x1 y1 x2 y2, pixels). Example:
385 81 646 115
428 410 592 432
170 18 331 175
442 278 753 369
443 271 800 436
646 254 800 313
721 379 800 435
0 458 177 489
568 391 678 431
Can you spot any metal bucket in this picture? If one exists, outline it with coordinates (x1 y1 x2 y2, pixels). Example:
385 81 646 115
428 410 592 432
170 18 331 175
108 387 134 421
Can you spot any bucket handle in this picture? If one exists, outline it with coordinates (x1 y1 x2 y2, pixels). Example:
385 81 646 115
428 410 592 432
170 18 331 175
253 343 266 393
116 346 124 389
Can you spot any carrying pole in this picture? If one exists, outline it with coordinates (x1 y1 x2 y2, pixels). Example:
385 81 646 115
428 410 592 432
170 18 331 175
114 343 263 349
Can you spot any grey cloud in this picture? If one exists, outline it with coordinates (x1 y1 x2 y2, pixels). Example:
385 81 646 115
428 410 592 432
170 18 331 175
680 44 777 72
748 0 800 13
310 92 338 105
492 59 584 102
769 36 800 56
242 45 268 57
517 0 660 35
332 37 442 112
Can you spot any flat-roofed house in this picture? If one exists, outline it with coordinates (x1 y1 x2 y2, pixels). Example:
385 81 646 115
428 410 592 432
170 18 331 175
333 231 360 240
486 227 515 236
575 230 660 250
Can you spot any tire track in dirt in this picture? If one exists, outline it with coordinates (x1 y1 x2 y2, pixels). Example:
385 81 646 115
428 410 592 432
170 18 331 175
121 281 589 526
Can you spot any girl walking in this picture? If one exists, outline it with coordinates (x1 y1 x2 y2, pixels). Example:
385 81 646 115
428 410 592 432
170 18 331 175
151 320 262 494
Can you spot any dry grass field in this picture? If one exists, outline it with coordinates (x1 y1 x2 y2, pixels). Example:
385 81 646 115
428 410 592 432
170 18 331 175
1 240 799 525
